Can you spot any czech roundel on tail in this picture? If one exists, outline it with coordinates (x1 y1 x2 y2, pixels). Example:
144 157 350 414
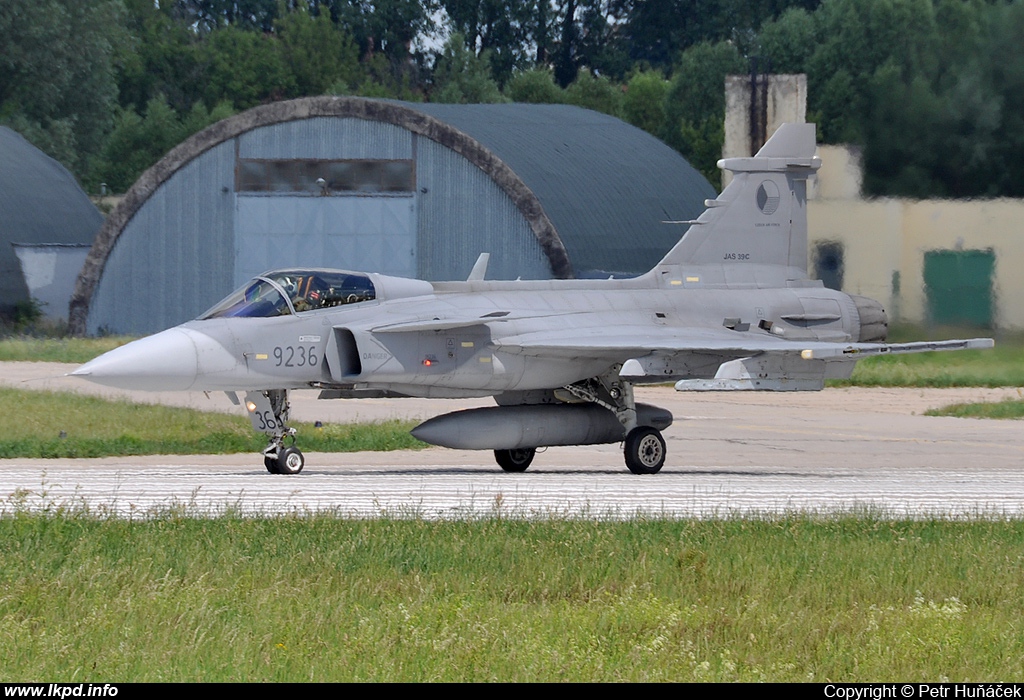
71 124 993 475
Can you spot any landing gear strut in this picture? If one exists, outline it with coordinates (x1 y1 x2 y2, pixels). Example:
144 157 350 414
561 368 667 474
246 389 304 475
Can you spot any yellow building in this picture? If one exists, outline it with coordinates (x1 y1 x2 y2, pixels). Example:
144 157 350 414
809 145 1023 329
724 73 1020 330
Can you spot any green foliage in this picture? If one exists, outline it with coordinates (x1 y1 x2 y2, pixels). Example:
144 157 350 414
331 52 424 102
963 0 1024 198
663 41 745 186
0 336 133 363
330 0 432 64
926 398 1024 419
862 67 948 197
666 41 746 130
441 0 536 86
0 388 422 458
275 8 361 96
676 117 729 189
94 95 234 192
830 343 1024 388
0 0 126 183
0 305 80 340
168 0 282 34
803 0 939 147
10 0 1024 199
4 516 1024 680
504 68 565 103
201 24 295 110
564 69 622 117
807 0 939 87
11 300 43 326
117 0 206 115
622 69 668 136
756 7 817 74
432 33 507 104
619 0 816 70
753 0 1024 198
571 0 631 81
182 99 235 136
94 97 180 192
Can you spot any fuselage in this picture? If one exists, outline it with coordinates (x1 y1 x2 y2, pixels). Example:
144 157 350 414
73 265 875 397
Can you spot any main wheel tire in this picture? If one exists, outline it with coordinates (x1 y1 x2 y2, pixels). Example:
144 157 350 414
494 448 536 472
264 454 281 474
624 427 665 475
275 446 305 475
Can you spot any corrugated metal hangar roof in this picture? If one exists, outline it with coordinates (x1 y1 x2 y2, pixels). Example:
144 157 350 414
410 103 716 277
0 126 102 313
71 97 715 335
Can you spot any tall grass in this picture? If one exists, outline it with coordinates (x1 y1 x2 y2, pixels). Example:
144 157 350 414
817 325 1020 387
1 515 1022 681
0 388 422 458
833 345 1024 388
0 336 133 364
927 398 1024 419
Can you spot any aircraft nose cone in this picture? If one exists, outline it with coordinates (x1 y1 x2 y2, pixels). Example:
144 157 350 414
70 328 203 391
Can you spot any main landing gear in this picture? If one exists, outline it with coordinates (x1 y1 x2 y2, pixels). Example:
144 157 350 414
490 428 667 475
246 389 305 475
565 372 667 475
494 448 536 472
623 426 666 475
490 369 669 475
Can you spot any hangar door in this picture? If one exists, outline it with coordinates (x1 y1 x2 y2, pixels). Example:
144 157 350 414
923 249 995 328
234 158 416 284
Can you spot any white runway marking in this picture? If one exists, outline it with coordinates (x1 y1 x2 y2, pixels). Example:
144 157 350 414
5 366 1024 520
4 461 1024 519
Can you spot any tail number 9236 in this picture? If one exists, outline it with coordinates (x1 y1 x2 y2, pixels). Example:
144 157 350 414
274 345 318 368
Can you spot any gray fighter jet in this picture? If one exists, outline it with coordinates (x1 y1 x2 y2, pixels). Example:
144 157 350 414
71 124 992 474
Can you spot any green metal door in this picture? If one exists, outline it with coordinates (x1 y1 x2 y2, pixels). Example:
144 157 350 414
923 249 995 327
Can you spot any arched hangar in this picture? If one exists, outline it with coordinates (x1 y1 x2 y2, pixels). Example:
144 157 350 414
0 127 101 320
70 96 714 336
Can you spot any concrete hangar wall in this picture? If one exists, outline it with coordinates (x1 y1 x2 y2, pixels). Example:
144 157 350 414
70 96 714 336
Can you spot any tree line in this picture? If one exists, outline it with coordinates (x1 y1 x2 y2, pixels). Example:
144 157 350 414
2 0 1020 198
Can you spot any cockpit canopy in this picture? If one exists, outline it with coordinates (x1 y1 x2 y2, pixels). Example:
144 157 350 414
200 270 376 319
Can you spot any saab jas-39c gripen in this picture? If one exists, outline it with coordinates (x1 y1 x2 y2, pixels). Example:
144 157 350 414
71 124 992 475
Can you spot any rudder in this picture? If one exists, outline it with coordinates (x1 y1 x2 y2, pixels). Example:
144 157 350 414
657 123 820 275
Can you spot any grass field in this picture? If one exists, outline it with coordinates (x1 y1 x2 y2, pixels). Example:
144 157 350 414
834 345 1024 388
2 335 1021 682
1 514 1022 681
1 388 423 458
927 398 1024 419
0 336 132 364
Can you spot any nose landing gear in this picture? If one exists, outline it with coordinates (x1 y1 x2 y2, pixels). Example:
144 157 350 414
246 389 304 475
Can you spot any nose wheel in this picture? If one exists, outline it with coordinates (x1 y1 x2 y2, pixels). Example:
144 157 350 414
265 446 305 474
246 389 305 475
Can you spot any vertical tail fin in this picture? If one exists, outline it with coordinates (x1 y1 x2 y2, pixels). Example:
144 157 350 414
657 123 820 274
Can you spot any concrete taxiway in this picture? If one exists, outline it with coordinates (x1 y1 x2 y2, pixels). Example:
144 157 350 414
2 362 1023 518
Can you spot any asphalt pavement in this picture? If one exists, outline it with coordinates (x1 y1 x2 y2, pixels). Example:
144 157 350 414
3 362 1022 518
